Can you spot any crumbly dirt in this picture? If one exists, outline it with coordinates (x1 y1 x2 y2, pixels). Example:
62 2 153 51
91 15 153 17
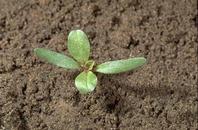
0 0 197 130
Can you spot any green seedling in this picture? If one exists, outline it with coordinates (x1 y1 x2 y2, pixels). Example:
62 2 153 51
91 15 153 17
34 30 146 94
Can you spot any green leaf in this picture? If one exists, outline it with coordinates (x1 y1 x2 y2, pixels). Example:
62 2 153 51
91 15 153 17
85 60 95 70
96 57 146 74
68 30 90 64
75 71 97 94
34 48 80 69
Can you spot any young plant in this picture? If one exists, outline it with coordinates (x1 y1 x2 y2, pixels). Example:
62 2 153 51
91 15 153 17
34 30 146 94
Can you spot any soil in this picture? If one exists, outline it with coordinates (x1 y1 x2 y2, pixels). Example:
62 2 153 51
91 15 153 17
0 0 197 130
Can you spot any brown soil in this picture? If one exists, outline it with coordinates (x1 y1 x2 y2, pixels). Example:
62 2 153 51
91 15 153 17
0 0 197 130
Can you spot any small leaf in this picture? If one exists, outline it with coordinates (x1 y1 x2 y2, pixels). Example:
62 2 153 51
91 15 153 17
75 71 97 94
68 30 90 64
34 48 80 69
96 57 146 74
85 60 95 70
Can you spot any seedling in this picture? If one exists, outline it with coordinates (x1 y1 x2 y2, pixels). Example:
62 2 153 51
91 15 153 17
34 30 146 94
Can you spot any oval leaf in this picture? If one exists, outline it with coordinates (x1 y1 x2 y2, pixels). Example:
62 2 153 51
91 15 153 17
96 57 146 74
75 71 97 94
34 48 80 69
68 30 90 64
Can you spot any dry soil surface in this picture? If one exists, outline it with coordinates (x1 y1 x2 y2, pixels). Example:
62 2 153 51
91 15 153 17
0 0 197 130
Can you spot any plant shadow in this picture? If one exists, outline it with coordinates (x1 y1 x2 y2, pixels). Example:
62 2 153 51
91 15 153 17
97 72 190 113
